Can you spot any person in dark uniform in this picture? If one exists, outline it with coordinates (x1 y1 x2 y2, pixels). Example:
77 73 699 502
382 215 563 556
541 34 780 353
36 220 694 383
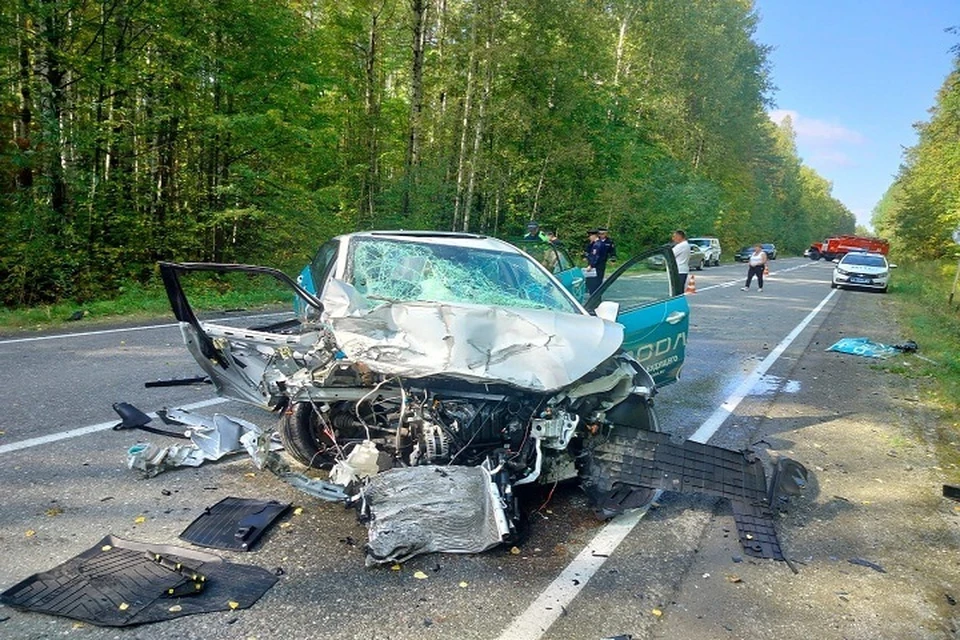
585 229 608 294
597 228 617 264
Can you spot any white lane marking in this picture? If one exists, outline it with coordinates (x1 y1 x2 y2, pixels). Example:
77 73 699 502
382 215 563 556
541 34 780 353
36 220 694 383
0 397 229 455
696 261 814 293
688 287 837 443
497 280 837 640
494 504 654 640
0 312 290 345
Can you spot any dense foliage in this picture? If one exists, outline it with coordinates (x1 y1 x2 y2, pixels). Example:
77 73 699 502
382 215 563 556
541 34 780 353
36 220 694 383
873 42 960 261
1 0 854 306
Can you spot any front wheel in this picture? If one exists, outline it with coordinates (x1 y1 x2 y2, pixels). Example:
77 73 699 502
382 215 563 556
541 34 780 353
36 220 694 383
809 250 820 261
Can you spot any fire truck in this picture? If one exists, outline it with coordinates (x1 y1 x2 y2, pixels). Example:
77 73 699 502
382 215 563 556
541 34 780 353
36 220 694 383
807 235 889 261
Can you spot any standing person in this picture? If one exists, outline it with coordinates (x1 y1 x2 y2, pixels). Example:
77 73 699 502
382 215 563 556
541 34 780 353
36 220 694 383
598 228 617 263
585 230 608 294
672 229 691 291
741 244 768 292
523 221 548 242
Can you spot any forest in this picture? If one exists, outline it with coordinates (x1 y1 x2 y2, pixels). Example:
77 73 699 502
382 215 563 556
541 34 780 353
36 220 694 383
0 0 855 307
873 35 960 262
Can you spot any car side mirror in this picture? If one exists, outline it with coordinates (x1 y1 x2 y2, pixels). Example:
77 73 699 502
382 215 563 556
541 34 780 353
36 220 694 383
595 300 620 322
832 258 840 263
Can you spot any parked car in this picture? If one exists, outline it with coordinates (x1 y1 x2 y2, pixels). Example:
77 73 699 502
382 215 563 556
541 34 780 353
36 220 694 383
735 244 776 262
159 231 690 533
831 251 895 292
689 237 721 266
648 243 704 271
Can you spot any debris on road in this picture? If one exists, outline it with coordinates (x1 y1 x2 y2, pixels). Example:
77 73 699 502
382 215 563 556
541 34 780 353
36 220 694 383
942 484 960 502
356 465 512 566
847 557 886 573
0 535 277 627
826 337 920 359
179 497 290 551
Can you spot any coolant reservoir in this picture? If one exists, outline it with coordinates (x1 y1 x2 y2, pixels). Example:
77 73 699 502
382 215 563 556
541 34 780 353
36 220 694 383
348 440 381 479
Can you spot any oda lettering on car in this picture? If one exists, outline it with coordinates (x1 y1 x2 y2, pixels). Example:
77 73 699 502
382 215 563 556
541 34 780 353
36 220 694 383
633 332 687 365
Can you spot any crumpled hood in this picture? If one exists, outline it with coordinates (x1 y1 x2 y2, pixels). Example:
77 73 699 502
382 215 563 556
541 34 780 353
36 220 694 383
321 279 623 392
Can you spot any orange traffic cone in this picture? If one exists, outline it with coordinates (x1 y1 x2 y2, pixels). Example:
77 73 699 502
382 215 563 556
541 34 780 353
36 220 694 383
763 263 770 276
685 274 697 294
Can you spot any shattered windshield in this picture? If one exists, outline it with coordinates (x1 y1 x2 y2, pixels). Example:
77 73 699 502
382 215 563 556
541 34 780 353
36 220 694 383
346 237 579 313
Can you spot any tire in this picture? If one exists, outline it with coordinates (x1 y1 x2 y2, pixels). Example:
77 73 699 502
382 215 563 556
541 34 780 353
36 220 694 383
881 286 888 293
809 250 820 261
279 402 364 468
713 258 720 267
696 261 704 271
830 282 837 289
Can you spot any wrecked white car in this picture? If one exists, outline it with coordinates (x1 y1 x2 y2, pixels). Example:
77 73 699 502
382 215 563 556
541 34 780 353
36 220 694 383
161 232 807 564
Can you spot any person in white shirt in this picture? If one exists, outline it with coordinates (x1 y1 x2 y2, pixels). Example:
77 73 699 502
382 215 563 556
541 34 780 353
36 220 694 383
672 230 691 291
741 244 768 292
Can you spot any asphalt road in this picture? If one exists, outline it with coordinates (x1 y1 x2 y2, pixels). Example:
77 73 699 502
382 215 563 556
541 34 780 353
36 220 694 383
1 257 957 639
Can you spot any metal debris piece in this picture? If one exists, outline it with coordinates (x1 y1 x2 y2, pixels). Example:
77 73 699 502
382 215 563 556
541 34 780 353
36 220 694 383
125 410 277 477
358 465 511 566
848 557 886 573
943 484 960 502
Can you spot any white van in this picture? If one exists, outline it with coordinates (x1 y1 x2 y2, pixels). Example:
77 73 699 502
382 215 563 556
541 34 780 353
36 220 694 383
689 237 721 267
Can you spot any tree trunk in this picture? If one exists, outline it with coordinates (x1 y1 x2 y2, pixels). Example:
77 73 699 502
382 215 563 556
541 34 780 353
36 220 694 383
15 3 34 189
401 0 428 217
39 0 68 218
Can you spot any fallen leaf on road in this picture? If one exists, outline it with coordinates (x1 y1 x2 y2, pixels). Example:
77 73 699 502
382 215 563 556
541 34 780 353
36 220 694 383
413 571 428 580
169 605 182 613
652 608 663 617
228 601 239 610
510 546 521 555
25 530 35 537
244 472 256 478
293 507 304 516
46 507 63 517
726 574 743 583
134 515 146 524
119 603 129 611
459 581 468 588
391 564 402 571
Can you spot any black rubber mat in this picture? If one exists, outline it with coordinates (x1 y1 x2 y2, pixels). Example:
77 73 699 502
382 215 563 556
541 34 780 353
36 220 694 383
179 497 290 551
0 535 278 627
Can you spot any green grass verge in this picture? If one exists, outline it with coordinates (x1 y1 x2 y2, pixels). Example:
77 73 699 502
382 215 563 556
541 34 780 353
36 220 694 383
0 275 290 332
888 260 960 482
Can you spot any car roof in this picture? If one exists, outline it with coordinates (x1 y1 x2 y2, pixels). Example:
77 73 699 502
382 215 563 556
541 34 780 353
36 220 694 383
337 230 520 253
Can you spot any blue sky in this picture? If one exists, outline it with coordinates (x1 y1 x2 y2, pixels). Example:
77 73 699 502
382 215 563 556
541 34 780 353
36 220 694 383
753 0 957 230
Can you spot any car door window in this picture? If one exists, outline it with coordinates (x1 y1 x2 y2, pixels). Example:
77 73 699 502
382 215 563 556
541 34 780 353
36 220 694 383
584 246 688 387
309 240 340 290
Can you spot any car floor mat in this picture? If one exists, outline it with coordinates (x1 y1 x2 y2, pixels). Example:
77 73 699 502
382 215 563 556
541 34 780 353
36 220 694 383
179 497 291 551
0 535 278 627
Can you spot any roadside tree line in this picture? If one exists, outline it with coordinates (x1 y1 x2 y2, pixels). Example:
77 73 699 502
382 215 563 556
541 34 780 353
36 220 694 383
873 36 960 261
0 0 854 306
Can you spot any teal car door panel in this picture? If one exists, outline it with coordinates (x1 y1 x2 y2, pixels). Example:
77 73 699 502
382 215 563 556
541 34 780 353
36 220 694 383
585 246 689 386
